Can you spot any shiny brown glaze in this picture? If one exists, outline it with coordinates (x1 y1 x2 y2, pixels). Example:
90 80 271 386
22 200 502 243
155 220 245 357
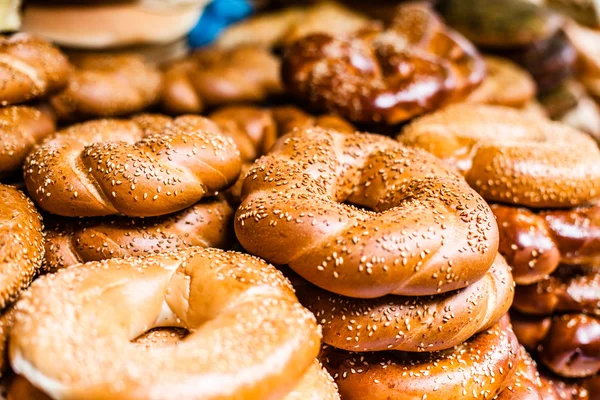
320 316 520 400
495 346 546 400
514 265 600 316
281 2 484 125
236 128 499 298
492 204 600 284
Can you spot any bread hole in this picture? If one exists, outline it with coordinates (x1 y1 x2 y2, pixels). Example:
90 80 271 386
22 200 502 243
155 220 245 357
131 327 189 348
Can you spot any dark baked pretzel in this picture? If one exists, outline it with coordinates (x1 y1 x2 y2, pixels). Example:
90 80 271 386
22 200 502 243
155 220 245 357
492 204 600 285
319 316 519 400
236 128 499 298
512 313 600 378
0 33 70 105
0 185 44 309
10 247 321 399
291 255 513 352
0 106 55 177
399 104 600 208
513 265 600 316
281 2 484 125
161 46 282 115
24 115 241 217
43 197 234 272
50 53 162 121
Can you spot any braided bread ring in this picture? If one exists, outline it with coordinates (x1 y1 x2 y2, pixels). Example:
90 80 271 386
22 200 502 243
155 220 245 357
50 54 162 121
0 33 70 105
320 316 519 400
24 116 241 217
236 128 498 298
0 185 44 309
495 347 546 400
294 254 513 352
0 106 55 177
10 247 320 399
43 197 234 272
399 104 600 208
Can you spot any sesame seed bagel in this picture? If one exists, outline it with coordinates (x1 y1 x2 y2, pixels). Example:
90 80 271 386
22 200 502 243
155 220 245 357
495 346 546 400
50 53 162 121
24 115 241 217
513 265 600 316
491 204 600 285
161 46 282 115
292 254 513 352
7 359 340 400
319 316 520 400
43 197 234 273
399 104 600 208
0 185 44 309
512 313 600 378
0 106 55 177
9 247 321 399
281 2 484 125
0 33 70 106
0 308 14 377
235 128 499 298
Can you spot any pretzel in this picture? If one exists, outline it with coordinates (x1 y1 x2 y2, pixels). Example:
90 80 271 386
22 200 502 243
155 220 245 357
0 106 55 177
281 2 484 124
511 313 600 378
50 53 162 121
161 46 282 115
513 265 600 316
319 316 519 400
24 115 241 217
0 185 44 309
9 247 321 399
491 204 600 284
292 254 513 352
43 197 234 272
399 104 600 208
236 128 498 298
0 33 70 106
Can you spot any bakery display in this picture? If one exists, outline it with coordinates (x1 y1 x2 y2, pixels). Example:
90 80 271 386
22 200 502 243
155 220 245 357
0 0 597 398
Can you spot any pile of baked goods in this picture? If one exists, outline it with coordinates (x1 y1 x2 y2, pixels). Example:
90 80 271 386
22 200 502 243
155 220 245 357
0 0 599 399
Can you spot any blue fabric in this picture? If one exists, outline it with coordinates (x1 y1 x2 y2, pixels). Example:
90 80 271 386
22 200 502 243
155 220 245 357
188 0 254 48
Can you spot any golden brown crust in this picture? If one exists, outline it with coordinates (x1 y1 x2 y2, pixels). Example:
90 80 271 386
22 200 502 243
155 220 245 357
43 197 234 272
512 313 600 378
282 3 484 125
50 53 162 121
0 106 55 177
236 128 499 298
0 308 14 378
0 185 44 309
320 316 520 400
285 360 341 400
468 56 536 108
161 46 282 115
399 104 600 208
514 266 600 316
292 255 513 352
0 33 70 106
24 116 241 217
10 247 321 399
495 347 545 400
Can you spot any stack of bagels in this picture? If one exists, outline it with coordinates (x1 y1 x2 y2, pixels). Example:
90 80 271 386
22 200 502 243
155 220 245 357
0 1 599 399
